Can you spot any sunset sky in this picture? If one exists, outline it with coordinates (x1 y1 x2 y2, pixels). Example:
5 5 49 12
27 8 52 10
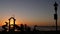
0 0 60 26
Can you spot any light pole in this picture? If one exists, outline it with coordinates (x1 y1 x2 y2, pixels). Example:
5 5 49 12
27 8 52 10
54 2 58 31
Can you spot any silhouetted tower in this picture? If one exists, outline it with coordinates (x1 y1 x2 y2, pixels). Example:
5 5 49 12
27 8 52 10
9 17 16 31
54 2 58 31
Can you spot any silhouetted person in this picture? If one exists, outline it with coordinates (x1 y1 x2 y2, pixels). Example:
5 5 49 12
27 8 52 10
24 24 31 32
27 26 31 32
24 24 27 31
20 24 24 32
33 25 37 32
2 22 8 32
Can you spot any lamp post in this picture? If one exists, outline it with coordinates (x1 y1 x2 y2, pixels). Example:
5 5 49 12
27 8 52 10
54 2 58 31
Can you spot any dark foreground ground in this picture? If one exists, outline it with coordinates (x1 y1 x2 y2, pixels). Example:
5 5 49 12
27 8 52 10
0 31 60 34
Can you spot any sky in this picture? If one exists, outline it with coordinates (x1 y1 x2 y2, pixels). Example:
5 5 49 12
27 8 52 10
0 0 60 26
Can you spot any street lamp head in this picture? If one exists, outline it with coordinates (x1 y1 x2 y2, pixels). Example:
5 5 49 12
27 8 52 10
54 2 58 7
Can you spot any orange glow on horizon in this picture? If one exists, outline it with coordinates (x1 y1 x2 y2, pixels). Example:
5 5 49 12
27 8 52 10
0 17 60 26
0 19 55 26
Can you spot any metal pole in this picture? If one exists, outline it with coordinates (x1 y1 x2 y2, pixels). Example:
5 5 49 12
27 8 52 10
54 2 58 31
56 19 57 31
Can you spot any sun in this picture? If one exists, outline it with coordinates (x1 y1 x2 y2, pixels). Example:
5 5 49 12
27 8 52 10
10 19 14 25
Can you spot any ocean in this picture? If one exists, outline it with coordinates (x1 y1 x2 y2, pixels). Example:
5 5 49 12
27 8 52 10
34 26 60 31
